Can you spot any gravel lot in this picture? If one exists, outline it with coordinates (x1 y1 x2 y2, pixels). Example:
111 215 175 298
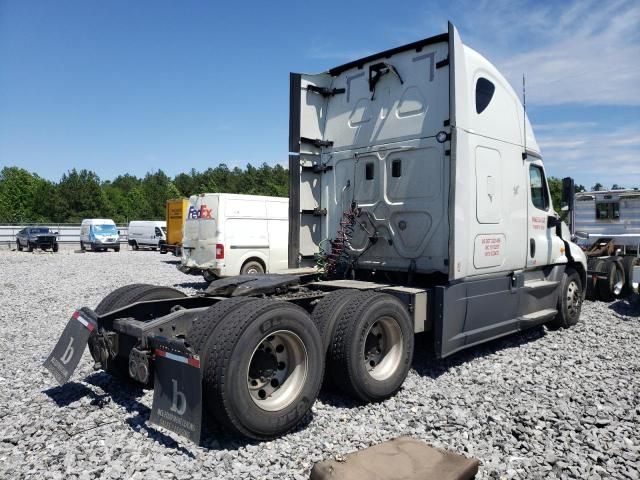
0 248 638 479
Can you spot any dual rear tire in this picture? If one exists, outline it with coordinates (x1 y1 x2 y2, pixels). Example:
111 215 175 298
314 291 414 402
191 299 324 439
93 285 414 440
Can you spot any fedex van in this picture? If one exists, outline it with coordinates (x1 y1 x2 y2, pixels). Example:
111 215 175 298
179 193 288 281
79 219 120 252
128 220 166 250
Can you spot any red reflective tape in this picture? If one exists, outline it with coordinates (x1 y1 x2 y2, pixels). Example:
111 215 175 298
187 357 201 368
155 348 199 368
85 321 95 332
72 311 80 320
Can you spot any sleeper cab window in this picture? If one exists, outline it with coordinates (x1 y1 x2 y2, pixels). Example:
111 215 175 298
475 77 495 114
529 164 549 211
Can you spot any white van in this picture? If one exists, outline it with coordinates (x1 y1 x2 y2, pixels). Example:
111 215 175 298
128 220 167 250
179 193 288 281
80 218 120 252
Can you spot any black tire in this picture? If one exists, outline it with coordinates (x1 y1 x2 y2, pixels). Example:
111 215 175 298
311 289 360 352
132 241 139 251
186 297 260 356
548 267 583 329
327 292 414 402
114 246 120 252
53 243 59 253
241 260 265 275
598 257 625 302
202 270 218 283
203 299 324 439
27 242 33 252
80 241 85 251
95 283 187 315
17 241 22 252
621 256 640 295
586 258 605 300
92 284 187 378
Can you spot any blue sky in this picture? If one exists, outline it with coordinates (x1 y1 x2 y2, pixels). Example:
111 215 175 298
0 0 638 189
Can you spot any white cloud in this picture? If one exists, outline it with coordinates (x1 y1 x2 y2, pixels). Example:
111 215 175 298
490 0 640 105
391 0 640 106
538 123 640 187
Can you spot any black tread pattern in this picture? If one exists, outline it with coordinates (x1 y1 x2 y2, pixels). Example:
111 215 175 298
599 257 624 302
186 297 260 355
203 299 322 439
326 291 380 398
95 284 151 314
548 267 582 329
311 289 359 349
586 259 605 300
622 256 640 294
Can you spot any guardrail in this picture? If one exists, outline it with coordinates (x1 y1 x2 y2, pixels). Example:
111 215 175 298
0 224 129 246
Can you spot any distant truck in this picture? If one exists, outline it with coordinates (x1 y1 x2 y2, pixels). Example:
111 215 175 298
16 227 59 252
160 198 189 255
79 219 120 252
179 193 289 281
573 189 640 299
127 221 166 250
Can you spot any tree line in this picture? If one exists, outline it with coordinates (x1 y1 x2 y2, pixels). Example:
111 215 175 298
0 164 289 224
0 163 630 225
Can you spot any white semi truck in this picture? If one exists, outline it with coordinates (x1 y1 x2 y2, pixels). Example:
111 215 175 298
572 189 640 299
45 23 587 443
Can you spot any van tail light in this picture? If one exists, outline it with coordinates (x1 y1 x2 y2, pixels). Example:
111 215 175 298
215 243 224 260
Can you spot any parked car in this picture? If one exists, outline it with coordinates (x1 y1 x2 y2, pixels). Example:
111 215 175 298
128 221 166 250
80 218 120 252
16 227 59 252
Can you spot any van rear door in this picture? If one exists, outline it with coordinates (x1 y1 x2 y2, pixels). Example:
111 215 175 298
224 197 270 275
182 194 219 269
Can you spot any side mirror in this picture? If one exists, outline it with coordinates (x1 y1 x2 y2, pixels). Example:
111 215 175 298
561 177 575 210
118 230 121 235
547 215 561 228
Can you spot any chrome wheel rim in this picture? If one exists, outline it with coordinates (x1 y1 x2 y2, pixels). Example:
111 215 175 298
247 330 308 411
362 316 403 381
567 280 581 317
613 269 624 296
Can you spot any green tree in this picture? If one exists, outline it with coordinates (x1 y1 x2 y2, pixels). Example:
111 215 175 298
547 176 562 211
57 169 108 222
592 182 604 191
0 167 48 223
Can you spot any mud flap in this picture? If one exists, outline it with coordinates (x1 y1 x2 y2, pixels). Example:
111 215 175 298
149 339 202 443
43 308 98 385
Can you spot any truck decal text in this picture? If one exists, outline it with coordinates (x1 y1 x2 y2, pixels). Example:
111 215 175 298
188 205 213 219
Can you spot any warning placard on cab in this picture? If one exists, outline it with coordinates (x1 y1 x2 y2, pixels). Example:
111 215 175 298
150 347 202 444
43 309 97 385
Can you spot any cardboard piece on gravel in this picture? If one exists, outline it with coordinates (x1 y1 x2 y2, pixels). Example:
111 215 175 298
309 436 479 480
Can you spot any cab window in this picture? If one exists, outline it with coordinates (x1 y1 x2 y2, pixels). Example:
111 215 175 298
155 227 163 236
596 202 620 219
529 164 549 211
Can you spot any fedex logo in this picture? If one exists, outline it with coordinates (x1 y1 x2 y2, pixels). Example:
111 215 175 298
188 204 213 219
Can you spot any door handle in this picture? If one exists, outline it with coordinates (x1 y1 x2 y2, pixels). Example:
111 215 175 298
530 238 536 258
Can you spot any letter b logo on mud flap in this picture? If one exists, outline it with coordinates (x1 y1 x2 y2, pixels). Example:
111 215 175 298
170 379 187 415
60 337 75 365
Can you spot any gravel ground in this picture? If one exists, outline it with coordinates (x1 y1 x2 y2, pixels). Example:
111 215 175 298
0 248 638 480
